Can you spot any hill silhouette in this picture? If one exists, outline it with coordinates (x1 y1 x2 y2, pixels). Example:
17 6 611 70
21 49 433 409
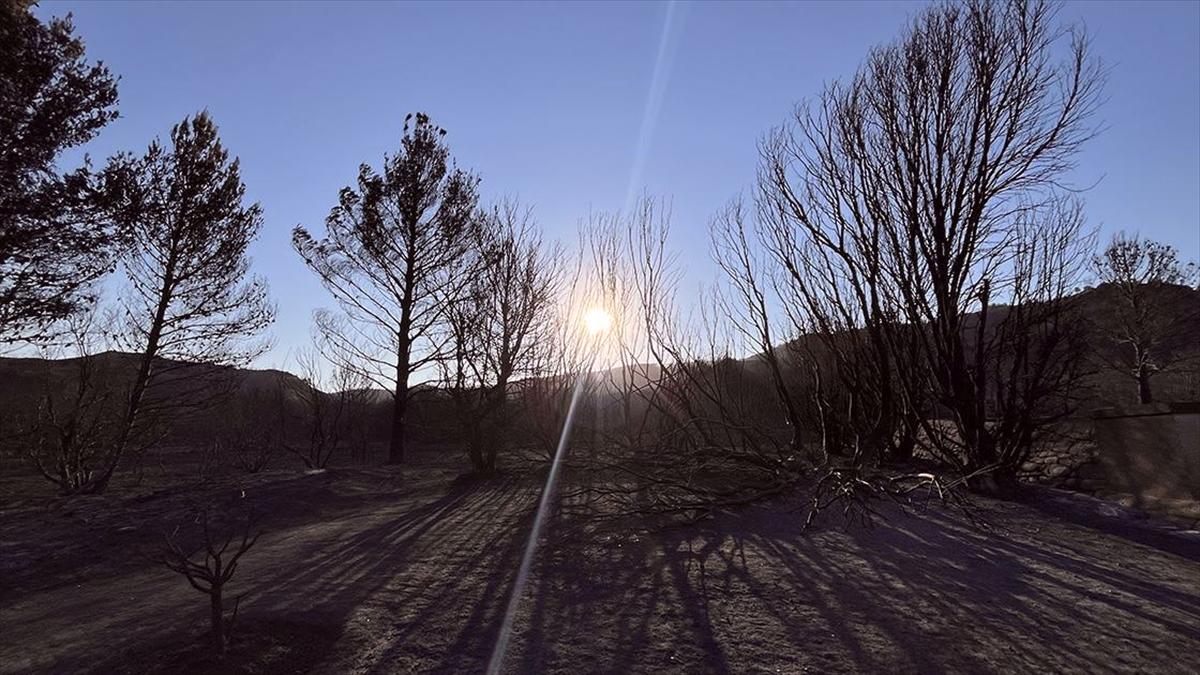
1 284 1196 450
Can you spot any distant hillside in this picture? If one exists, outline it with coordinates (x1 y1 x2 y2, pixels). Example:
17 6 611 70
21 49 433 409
580 283 1199 410
765 283 1200 408
0 351 383 443
1 284 1195 446
0 350 308 404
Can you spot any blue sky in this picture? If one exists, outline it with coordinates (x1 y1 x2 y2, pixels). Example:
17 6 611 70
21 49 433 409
37 0 1200 370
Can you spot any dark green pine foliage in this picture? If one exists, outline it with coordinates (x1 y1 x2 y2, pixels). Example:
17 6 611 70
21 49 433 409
0 1 120 342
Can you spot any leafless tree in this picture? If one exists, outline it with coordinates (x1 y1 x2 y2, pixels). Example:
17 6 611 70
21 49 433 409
283 349 372 470
18 312 131 493
157 499 260 659
579 200 682 459
978 202 1094 480
211 384 288 474
293 113 479 465
443 200 564 474
754 173 926 468
515 308 592 460
1091 232 1200 403
710 198 807 460
98 112 274 494
502 235 601 461
562 198 798 518
758 0 1103 489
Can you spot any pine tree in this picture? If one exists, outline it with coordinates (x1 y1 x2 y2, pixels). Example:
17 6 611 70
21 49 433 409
0 1 120 342
94 112 274 493
294 113 479 464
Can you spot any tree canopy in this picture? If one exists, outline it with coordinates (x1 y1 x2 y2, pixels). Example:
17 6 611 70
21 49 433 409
0 1 120 342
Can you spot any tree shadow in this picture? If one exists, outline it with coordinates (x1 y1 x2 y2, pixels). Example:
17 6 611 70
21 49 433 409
482 495 1200 673
12 469 1199 674
1012 487 1200 561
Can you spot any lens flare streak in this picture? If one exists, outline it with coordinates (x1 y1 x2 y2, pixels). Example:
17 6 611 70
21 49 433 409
485 366 592 675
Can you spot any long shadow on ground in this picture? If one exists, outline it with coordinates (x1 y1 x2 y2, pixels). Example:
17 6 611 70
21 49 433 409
4 469 1199 674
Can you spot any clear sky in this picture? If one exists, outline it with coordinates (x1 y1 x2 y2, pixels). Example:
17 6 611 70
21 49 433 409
36 0 1200 371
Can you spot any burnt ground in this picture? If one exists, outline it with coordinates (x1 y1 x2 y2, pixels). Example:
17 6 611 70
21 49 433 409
1 451 1199 674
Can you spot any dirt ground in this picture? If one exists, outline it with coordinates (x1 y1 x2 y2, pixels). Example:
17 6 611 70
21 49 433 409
2 451 1199 674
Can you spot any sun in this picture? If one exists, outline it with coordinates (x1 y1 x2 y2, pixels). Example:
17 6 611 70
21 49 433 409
582 307 613 335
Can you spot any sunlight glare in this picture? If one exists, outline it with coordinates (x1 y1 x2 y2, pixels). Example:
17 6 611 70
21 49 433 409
583 307 613 335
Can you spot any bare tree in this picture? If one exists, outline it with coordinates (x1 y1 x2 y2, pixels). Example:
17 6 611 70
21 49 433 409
157 499 260 659
212 383 288 474
98 112 274 493
980 202 1094 480
283 349 371 470
1091 232 1200 403
580 200 681 458
510 245 596 460
443 200 564 474
710 198 806 461
755 166 925 468
758 0 1103 489
293 112 479 465
19 311 130 493
563 198 798 518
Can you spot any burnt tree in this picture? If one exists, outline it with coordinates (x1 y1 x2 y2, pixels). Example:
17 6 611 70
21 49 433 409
758 0 1103 488
100 112 273 493
294 113 479 465
443 200 563 474
158 500 260 659
1091 232 1200 403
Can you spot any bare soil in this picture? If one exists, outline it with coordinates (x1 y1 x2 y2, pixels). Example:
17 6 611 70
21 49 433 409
2 451 1199 674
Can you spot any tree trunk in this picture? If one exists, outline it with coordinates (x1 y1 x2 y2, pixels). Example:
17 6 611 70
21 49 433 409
1137 367 1153 404
388 386 407 464
210 586 226 658
487 382 508 476
91 251 179 494
388 334 411 464
891 415 917 463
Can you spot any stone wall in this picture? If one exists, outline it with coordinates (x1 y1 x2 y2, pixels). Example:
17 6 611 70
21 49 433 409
1091 402 1200 506
983 404 1200 522
1020 403 1200 506
1019 433 1106 492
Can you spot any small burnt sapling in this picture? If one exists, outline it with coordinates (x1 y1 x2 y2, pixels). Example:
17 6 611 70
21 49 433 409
156 497 261 659
281 349 372 470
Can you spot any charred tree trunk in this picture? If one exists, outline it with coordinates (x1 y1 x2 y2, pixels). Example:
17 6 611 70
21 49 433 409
92 250 178 494
388 377 408 464
389 287 414 464
1135 352 1154 404
209 583 226 658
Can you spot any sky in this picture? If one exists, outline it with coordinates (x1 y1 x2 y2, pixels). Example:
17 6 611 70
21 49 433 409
35 0 1200 372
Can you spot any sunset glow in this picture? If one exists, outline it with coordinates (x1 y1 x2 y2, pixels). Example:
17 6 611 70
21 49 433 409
582 307 613 335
